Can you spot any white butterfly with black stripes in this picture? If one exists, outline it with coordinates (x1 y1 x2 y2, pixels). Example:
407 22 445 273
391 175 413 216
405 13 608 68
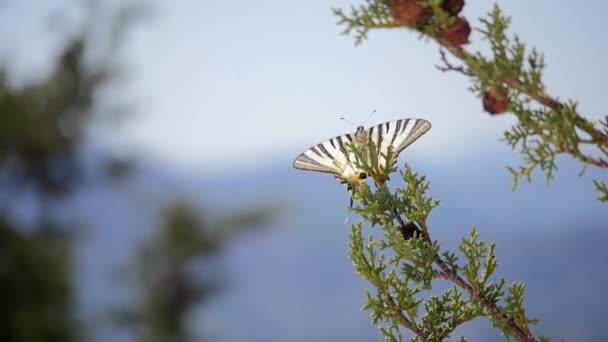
293 118 431 204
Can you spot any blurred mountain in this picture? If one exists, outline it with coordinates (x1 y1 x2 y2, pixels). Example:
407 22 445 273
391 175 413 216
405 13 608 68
65 143 606 342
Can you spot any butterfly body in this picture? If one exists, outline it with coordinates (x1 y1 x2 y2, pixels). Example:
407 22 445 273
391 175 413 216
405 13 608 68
293 118 431 203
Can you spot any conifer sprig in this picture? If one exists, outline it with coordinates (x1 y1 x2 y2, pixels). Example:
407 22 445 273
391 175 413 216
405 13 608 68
347 142 545 341
333 1 608 201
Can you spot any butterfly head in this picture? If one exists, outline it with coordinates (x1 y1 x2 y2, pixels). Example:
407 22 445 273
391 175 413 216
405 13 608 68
345 171 368 207
354 126 369 146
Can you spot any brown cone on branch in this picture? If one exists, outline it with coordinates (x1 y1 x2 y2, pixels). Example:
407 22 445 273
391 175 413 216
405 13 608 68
440 17 471 47
441 0 465 16
388 0 430 27
483 86 509 115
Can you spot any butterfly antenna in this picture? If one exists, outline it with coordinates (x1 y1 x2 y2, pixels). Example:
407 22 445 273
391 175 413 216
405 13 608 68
340 117 357 127
362 109 377 126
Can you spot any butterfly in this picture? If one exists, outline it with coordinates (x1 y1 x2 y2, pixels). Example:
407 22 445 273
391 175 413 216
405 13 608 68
293 118 431 205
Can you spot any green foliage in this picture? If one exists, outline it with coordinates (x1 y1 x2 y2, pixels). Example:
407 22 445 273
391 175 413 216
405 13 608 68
346 141 542 341
0 220 76 342
0 4 145 342
332 0 461 45
0 38 106 194
115 200 273 342
333 1 608 202
0 13 132 342
332 0 398 45
592 179 608 202
459 228 499 292
470 6 607 194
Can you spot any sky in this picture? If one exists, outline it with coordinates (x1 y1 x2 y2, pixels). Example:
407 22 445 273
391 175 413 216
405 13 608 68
2 1 608 173
116 0 608 171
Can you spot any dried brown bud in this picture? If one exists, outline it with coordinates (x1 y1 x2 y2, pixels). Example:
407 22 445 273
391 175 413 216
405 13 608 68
483 86 509 115
440 17 471 47
388 0 430 27
441 0 465 16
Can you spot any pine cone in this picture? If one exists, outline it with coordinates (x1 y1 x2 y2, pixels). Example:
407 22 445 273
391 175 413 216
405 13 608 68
388 0 430 27
441 0 465 16
483 86 509 115
440 17 470 47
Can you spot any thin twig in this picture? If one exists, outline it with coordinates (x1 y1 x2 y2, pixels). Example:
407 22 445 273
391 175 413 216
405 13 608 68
431 36 608 170
379 286 428 339
435 39 608 152
434 257 536 341
393 217 537 342
436 49 472 76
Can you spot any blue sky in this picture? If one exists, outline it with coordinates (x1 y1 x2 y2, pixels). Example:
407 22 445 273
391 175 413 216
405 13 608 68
116 0 608 171
2 0 608 173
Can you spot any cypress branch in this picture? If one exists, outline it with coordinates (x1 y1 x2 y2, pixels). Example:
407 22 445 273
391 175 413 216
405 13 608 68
333 0 608 202
347 141 544 341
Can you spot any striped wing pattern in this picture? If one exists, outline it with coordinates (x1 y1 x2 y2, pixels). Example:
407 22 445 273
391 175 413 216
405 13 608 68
293 118 431 184
368 118 431 167
292 132 359 183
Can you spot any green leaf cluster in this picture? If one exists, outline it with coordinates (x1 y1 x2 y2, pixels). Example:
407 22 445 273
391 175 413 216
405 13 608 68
333 1 608 201
593 179 608 202
332 0 398 46
332 0 469 46
114 200 273 342
468 6 608 194
346 141 543 341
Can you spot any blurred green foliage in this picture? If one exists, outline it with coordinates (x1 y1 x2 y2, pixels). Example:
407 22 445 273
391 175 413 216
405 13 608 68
0 219 75 342
0 32 105 341
0 3 131 341
113 200 273 342
0 3 274 342
0 38 104 194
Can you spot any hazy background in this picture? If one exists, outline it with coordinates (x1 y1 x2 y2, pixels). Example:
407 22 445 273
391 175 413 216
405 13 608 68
1 1 607 341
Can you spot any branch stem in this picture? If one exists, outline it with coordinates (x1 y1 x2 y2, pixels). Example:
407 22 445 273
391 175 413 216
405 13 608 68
433 257 536 342
379 285 429 339
395 217 537 342
435 37 608 151
432 36 608 170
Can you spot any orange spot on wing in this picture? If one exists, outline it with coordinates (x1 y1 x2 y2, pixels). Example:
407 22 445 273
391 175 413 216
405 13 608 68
371 168 389 187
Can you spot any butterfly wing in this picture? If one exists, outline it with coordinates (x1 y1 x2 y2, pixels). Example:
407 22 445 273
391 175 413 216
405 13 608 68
294 133 369 207
293 119 431 205
293 133 360 183
368 118 431 167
